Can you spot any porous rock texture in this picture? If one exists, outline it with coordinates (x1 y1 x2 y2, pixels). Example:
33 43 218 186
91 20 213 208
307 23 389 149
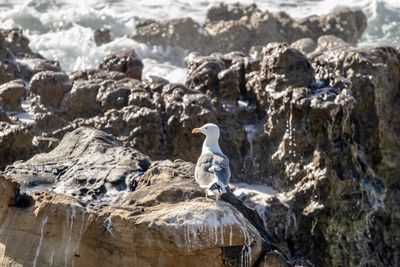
0 79 26 110
30 71 72 108
98 50 144 81
1 127 277 267
0 29 62 83
132 3 366 55
0 122 33 170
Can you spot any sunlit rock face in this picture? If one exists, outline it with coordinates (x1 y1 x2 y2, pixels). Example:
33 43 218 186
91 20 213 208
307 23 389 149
0 127 271 267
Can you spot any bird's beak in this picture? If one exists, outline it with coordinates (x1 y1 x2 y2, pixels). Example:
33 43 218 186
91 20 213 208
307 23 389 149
192 128 203 134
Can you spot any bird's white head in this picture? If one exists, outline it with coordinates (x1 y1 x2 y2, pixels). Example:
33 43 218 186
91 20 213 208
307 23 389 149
192 123 221 153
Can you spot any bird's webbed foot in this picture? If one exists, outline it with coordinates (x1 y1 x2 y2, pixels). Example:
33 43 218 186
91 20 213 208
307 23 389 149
210 182 221 191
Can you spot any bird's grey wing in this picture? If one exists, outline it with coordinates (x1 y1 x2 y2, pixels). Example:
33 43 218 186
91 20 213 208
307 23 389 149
195 154 214 187
208 154 231 192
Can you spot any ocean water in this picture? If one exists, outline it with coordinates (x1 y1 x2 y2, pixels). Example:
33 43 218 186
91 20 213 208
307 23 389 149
0 0 399 83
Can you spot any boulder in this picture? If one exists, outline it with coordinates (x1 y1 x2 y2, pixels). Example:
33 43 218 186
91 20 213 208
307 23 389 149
132 18 210 54
0 122 33 170
316 35 350 52
233 45 400 266
94 28 111 46
0 29 32 57
185 52 257 103
0 180 265 266
61 79 102 117
207 19 254 53
7 127 151 200
30 71 73 108
0 79 26 110
206 3 259 23
0 29 49 82
185 53 226 97
31 59 62 74
96 78 138 111
300 8 367 44
310 47 400 266
98 50 143 80
131 3 367 54
290 38 317 54
161 83 217 162
260 43 315 91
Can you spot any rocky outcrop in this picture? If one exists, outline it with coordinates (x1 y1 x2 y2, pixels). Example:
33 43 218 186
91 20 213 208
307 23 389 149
26 60 216 162
131 3 366 55
0 122 33 170
311 46 400 175
0 29 61 83
185 51 259 103
1 127 283 267
290 38 316 54
0 79 26 110
0 29 32 83
0 14 399 266
30 71 72 109
98 50 143 80
8 127 152 201
309 46 400 266
133 18 210 54
60 79 102 117
183 41 399 266
260 43 315 91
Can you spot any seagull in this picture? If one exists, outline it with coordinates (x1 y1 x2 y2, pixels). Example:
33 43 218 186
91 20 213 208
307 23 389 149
192 123 231 197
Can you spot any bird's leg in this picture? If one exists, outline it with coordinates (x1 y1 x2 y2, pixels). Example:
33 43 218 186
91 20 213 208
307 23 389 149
205 189 209 199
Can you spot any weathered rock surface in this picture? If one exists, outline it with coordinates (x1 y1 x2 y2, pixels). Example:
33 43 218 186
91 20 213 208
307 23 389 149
309 46 400 266
30 71 72 108
180 41 400 266
1 127 279 267
290 38 316 54
185 51 259 103
98 50 143 81
133 18 210 54
0 79 26 110
8 127 152 201
260 42 316 91
0 29 59 82
0 122 33 170
316 35 351 52
132 3 367 55
60 79 102 117
55 79 216 162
